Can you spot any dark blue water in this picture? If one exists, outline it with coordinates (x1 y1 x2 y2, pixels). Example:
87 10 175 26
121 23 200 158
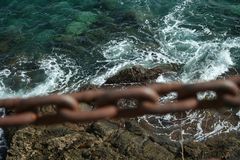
0 0 240 158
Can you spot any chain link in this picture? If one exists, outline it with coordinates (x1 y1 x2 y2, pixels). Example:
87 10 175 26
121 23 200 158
0 77 240 127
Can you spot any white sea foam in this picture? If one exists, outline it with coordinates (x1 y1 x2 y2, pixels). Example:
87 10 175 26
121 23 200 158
140 0 240 141
87 0 240 141
0 52 84 98
0 0 239 145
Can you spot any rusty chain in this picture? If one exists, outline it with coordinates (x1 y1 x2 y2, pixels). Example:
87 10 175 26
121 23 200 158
0 76 240 127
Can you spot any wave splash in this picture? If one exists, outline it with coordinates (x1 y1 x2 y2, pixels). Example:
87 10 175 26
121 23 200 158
91 0 240 141
0 0 239 146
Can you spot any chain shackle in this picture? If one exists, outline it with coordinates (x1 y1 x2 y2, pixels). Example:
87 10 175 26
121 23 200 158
0 95 79 126
0 76 240 126
59 87 160 121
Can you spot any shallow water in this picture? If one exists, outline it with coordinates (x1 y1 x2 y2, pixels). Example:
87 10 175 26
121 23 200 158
0 0 240 157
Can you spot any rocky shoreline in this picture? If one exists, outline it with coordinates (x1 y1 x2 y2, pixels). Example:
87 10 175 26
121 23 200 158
5 119 240 159
4 65 240 160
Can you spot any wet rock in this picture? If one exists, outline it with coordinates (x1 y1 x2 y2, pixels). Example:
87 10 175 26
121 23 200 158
105 65 175 84
125 121 147 136
183 132 240 160
143 140 175 160
87 121 118 138
6 125 96 160
5 114 240 160
110 130 146 156
219 67 240 78
5 89 240 160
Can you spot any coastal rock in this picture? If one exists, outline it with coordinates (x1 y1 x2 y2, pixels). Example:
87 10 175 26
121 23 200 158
5 119 177 160
105 65 177 84
183 132 240 159
6 117 240 160
4 95 240 160
219 67 240 78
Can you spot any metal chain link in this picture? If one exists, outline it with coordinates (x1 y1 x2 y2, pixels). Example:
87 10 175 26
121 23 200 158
0 77 240 127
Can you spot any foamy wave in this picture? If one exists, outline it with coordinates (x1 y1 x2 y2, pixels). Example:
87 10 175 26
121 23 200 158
91 0 239 142
0 52 85 98
0 0 238 143
141 0 240 141
91 36 181 85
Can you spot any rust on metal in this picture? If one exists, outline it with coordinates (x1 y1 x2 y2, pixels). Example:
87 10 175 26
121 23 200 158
0 76 240 127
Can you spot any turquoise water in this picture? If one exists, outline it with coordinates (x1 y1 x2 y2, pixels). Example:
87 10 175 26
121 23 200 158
0 0 240 157
0 0 239 97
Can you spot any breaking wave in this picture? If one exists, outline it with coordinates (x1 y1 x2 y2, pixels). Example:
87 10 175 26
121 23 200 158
0 1 239 153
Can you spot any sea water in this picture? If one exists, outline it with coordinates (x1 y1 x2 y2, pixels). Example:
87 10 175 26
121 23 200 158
0 0 240 158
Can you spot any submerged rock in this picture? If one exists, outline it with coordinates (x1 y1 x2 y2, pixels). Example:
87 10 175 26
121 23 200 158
35 30 56 44
100 0 120 10
52 1 72 11
76 11 98 25
66 21 89 35
69 0 99 9
0 40 10 53
66 11 98 35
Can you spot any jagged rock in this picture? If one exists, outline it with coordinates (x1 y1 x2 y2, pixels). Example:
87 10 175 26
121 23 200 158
143 140 175 160
4 79 240 160
105 65 177 84
183 132 240 160
5 111 240 160
87 121 118 138
219 67 240 78
6 120 176 160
